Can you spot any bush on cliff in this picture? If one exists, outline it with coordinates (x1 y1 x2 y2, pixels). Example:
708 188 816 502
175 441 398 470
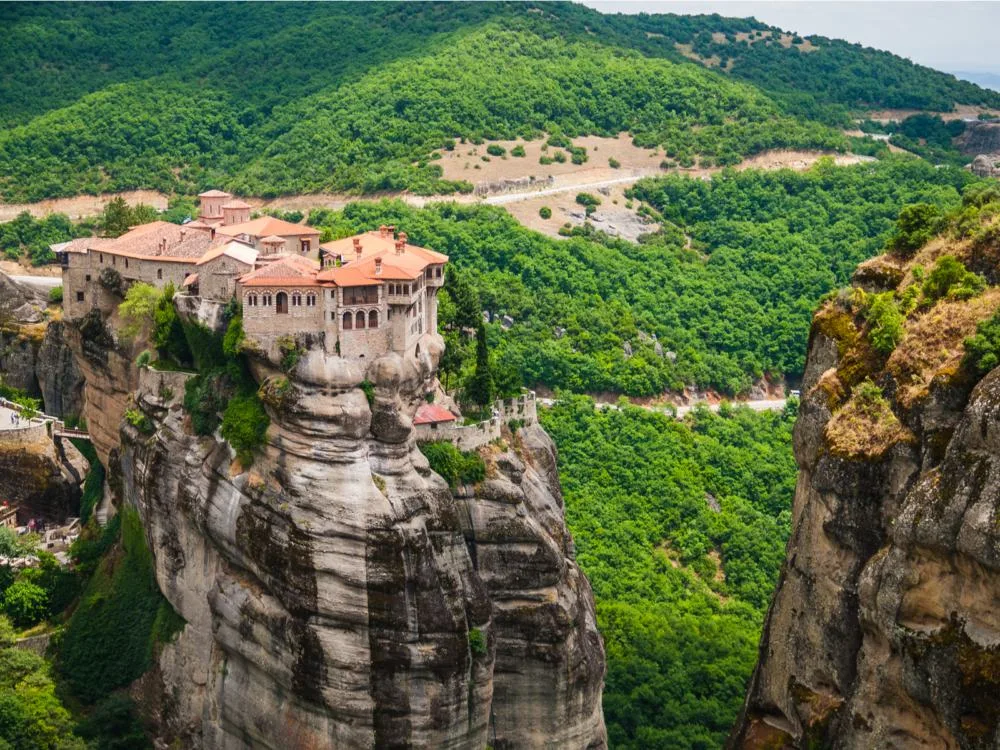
419 441 486 488
220 395 270 466
59 507 184 704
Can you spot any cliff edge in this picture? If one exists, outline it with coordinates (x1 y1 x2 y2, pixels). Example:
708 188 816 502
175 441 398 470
69 318 606 748
730 198 1000 749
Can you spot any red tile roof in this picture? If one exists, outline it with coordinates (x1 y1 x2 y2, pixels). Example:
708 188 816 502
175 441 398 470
198 189 232 198
239 255 323 287
413 403 457 425
216 216 320 240
222 200 252 209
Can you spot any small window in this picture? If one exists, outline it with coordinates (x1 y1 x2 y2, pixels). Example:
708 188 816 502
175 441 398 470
307 294 316 307
343 312 353 330
157 268 162 280
76 291 84 302
99 253 104 264
331 311 336 321
356 311 366 329
387 308 393 320
300 240 311 254
112 256 116 266
124 258 128 269
292 293 301 307
85 274 91 282
368 310 378 328
436 267 442 278
426 269 432 279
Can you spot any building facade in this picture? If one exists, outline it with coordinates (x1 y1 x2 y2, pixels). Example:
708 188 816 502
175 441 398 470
55 197 448 364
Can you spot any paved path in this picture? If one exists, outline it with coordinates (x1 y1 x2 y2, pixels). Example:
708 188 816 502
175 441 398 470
0 405 26 431
537 396 787 419
483 171 661 206
10 275 61 290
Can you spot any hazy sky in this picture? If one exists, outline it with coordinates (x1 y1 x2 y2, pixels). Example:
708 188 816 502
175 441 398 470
584 2 1000 74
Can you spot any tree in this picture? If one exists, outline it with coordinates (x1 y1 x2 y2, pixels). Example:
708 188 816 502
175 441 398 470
2 579 48 627
445 268 481 332
100 197 134 238
118 282 160 342
464 322 494 408
866 293 903 354
439 331 466 391
887 203 943 256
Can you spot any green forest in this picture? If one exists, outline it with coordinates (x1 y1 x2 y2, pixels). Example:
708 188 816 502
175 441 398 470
541 398 798 748
307 157 976 396
0 2 994 201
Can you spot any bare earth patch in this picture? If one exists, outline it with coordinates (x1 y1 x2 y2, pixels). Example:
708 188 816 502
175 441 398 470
863 105 1000 123
0 190 169 221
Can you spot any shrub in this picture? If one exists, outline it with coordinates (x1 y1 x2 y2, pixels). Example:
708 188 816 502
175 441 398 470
511 145 526 157
360 379 376 408
135 350 151 368
2 580 48 627
887 202 944 256
183 373 224 435
278 336 303 373
539 206 552 219
118 282 160 342
576 193 600 208
419 441 486 487
486 144 506 157
865 293 904 354
922 255 985 302
48 285 63 303
608 157 621 169
220 394 270 465
552 150 566 163
539 156 554 165
567 146 588 164
964 309 1000 374
468 627 487 655
124 407 153 434
99 267 126 297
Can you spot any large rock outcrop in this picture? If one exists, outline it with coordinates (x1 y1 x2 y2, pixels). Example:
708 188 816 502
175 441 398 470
0 320 85 419
73 326 606 748
730 246 1000 748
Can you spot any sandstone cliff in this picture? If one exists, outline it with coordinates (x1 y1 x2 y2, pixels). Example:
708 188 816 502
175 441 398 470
70 323 606 748
731 230 1000 748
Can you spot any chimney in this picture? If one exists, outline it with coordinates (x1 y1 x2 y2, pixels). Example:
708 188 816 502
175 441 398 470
398 231 408 244
180 229 186 242
354 238 362 263
395 239 405 255
387 224 396 237
379 225 388 238
160 238 167 252
375 256 383 275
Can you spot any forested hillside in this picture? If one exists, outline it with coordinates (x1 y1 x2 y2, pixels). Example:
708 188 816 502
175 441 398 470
1 2 994 201
541 399 798 748
306 157 976 396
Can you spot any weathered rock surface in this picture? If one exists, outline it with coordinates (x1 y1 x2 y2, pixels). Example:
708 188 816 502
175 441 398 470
958 122 1000 157
73 323 605 748
0 434 86 522
0 320 85 419
730 313 1000 749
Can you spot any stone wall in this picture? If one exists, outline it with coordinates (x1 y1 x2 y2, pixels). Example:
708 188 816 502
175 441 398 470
415 392 538 450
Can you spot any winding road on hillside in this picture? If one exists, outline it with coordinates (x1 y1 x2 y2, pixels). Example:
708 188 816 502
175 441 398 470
537 396 788 418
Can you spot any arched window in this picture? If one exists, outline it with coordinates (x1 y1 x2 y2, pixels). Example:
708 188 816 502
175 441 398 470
368 310 378 328
415 343 421 357
356 311 366 329
343 312 353 330
263 294 272 306
276 292 288 314
247 294 257 307
157 268 163 280
292 293 301 307
307 294 316 307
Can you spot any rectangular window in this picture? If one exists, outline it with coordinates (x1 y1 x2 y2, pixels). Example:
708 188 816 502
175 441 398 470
76 291 84 302
85 275 91 282
157 268 162 280
300 240 311 254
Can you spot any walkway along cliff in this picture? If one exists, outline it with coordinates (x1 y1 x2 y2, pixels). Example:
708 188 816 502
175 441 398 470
59 225 607 748
730 197 1000 749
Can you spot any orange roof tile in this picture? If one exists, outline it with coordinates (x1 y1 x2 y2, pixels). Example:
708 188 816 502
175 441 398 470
319 265 381 286
221 200 251 209
198 189 232 198
239 254 322 287
216 216 319 239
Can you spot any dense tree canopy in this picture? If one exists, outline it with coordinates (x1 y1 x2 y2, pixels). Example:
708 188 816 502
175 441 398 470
541 398 798 748
0 2 992 200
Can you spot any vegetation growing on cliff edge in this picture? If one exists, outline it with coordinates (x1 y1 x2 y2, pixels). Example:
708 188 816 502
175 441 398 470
542 397 797 748
59 506 185 704
307 158 975 397
419 441 487 488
